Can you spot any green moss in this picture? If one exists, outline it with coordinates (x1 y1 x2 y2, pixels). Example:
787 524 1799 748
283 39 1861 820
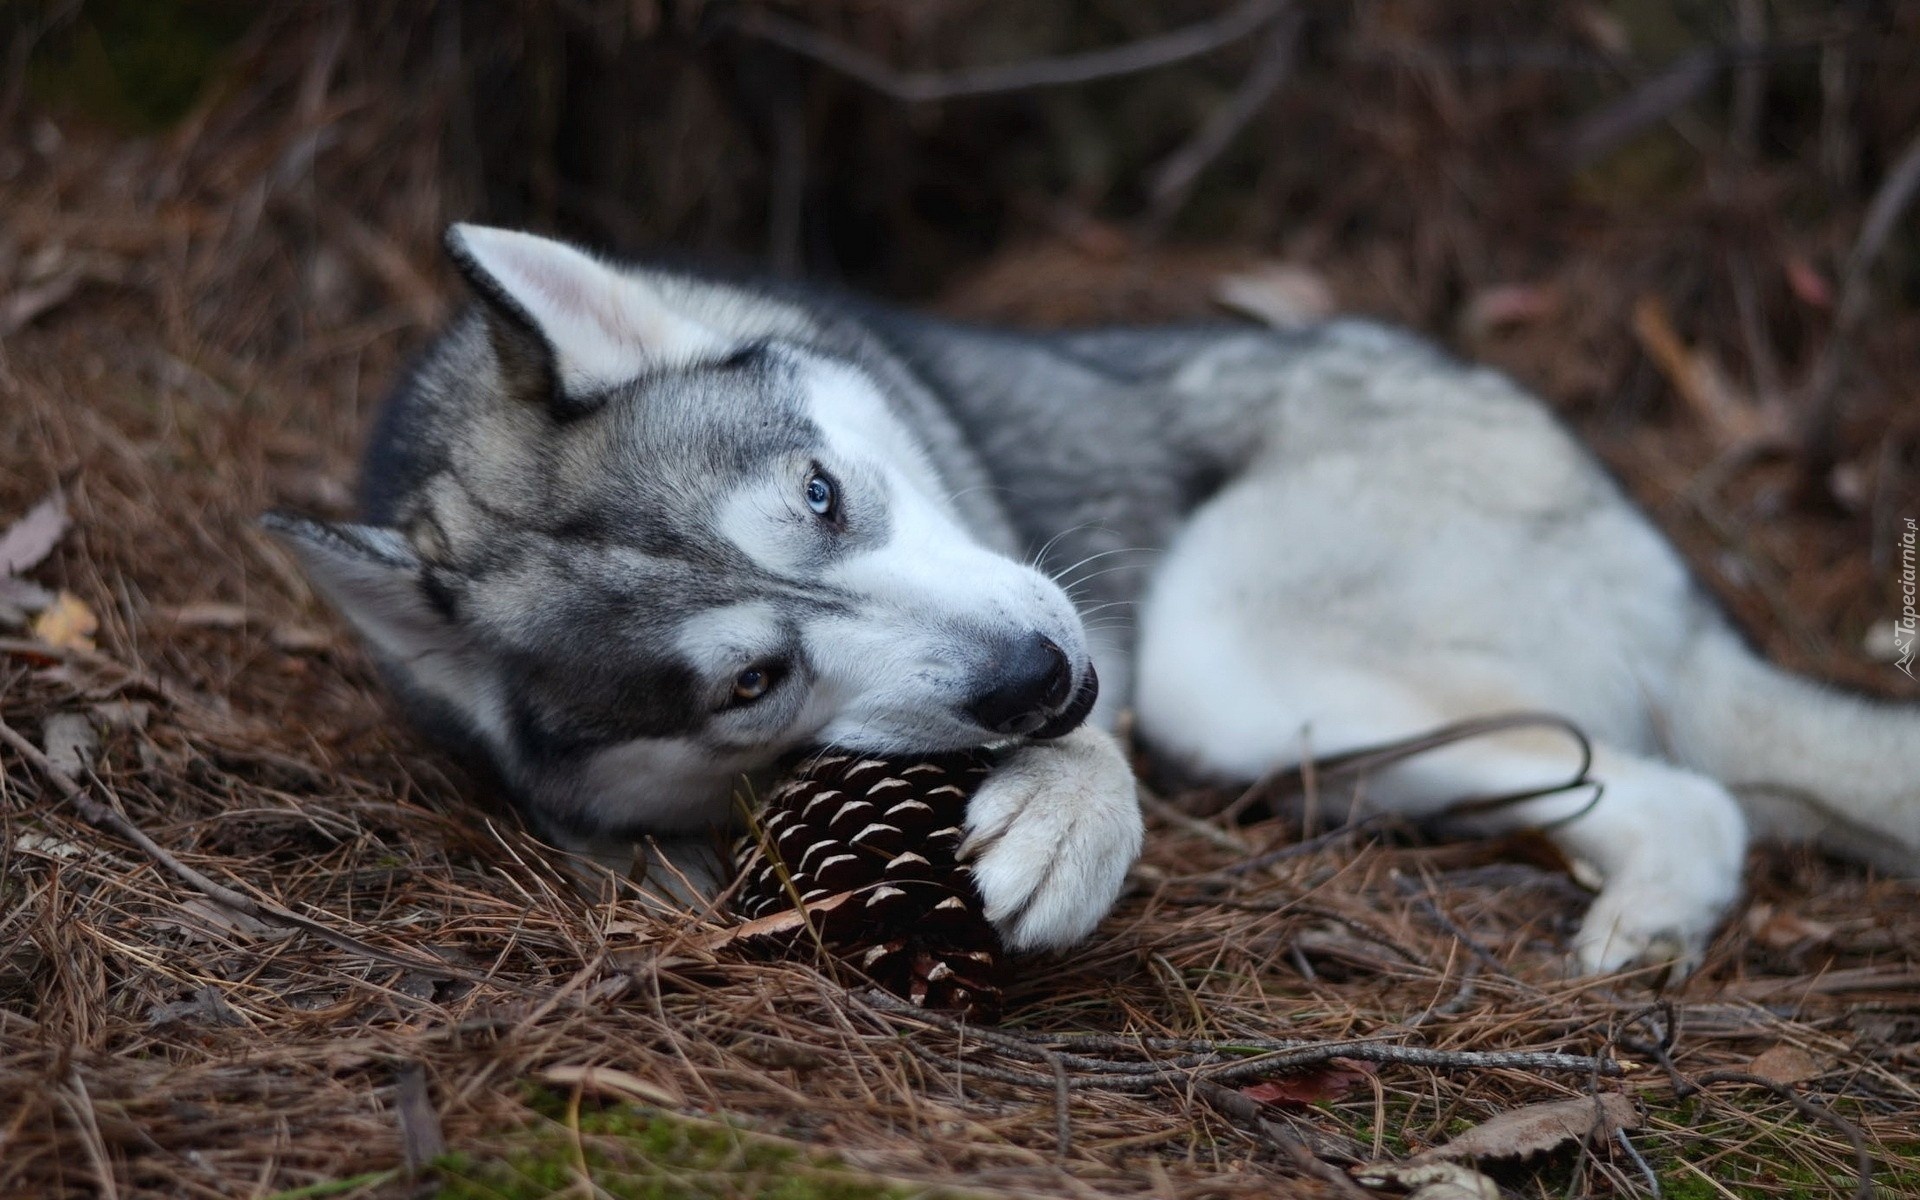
435 1098 959 1200
1645 1097 1920 1200
1656 1173 1723 1200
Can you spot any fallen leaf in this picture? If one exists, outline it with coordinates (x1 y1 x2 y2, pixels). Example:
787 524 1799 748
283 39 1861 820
1784 255 1833 309
1410 1093 1638 1165
40 711 97 777
147 985 245 1028
150 896 278 942
269 624 331 653
540 1064 681 1107
1215 263 1337 329
154 601 251 628
1461 283 1562 339
14 832 83 860
0 491 70 577
1241 1058 1376 1107
90 700 150 732
603 919 660 937
31 590 98 652
1864 620 1905 663
693 884 877 952
1748 1044 1823 1086
0 575 55 613
1354 1160 1501 1200
1744 902 1837 950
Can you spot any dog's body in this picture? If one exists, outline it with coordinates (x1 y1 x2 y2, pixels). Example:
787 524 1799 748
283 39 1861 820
272 226 1920 972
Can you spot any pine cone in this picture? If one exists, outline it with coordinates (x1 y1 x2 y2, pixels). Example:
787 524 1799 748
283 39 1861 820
729 749 1005 1017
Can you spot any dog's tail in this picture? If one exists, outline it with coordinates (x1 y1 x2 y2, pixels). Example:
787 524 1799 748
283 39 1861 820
1665 620 1919 872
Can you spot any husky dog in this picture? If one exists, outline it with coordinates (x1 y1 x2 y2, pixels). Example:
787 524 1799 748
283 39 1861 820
269 225 1918 973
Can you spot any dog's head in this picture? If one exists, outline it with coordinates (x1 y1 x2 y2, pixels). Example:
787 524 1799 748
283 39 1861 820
268 226 1094 837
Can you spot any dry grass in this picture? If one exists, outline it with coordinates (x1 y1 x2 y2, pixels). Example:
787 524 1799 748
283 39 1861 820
3 6 1919 1198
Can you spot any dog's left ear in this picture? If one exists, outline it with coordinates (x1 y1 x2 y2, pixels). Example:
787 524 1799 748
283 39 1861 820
444 224 722 413
261 513 467 668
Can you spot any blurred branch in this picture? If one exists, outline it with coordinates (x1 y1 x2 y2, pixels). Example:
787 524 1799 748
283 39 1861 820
728 0 1288 102
1340 34 1861 75
0 0 82 127
1730 0 1766 158
1800 123 1920 476
1145 5 1302 230
1556 49 1721 170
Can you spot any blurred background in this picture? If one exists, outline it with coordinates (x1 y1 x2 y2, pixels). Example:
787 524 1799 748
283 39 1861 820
4 0 1919 694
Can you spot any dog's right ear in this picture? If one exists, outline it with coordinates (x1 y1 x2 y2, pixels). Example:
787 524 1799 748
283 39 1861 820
444 224 721 415
262 513 464 667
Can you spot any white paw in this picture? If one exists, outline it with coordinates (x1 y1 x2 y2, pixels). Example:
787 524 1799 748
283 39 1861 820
1571 873 1736 976
961 726 1144 952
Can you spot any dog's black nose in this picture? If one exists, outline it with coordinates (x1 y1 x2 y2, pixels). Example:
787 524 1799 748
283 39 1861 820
968 634 1075 737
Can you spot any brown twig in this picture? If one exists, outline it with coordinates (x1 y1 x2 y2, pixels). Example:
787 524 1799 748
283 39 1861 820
863 989 1622 1093
1144 6 1303 229
728 0 1288 103
1556 50 1721 170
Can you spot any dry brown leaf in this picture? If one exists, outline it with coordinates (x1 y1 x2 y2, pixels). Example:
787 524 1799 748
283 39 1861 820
154 601 252 628
1409 1093 1638 1165
1745 902 1838 950
90 700 151 732
0 491 70 577
1241 1058 1376 1108
1748 1044 1823 1086
1461 283 1562 339
150 897 279 943
13 832 84 860
269 624 332 653
1784 255 1834 309
540 1064 682 1108
1354 1160 1501 1199
1214 263 1337 329
0 574 56 617
40 711 97 777
147 985 245 1029
692 887 867 951
31 590 98 652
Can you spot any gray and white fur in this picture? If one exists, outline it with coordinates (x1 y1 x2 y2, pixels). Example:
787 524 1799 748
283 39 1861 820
270 225 1919 971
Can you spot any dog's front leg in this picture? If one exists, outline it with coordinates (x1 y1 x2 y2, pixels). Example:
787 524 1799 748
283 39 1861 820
960 725 1144 952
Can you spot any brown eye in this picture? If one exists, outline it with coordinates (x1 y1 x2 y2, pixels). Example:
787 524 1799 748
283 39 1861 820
729 663 783 706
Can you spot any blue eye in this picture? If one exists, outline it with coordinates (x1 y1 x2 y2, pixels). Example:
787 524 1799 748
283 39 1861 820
804 472 836 519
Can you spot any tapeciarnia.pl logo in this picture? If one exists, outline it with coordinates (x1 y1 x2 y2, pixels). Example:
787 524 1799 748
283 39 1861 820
1897 517 1917 679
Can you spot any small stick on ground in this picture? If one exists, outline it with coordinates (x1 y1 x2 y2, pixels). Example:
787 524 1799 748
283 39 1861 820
862 988 1623 1093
